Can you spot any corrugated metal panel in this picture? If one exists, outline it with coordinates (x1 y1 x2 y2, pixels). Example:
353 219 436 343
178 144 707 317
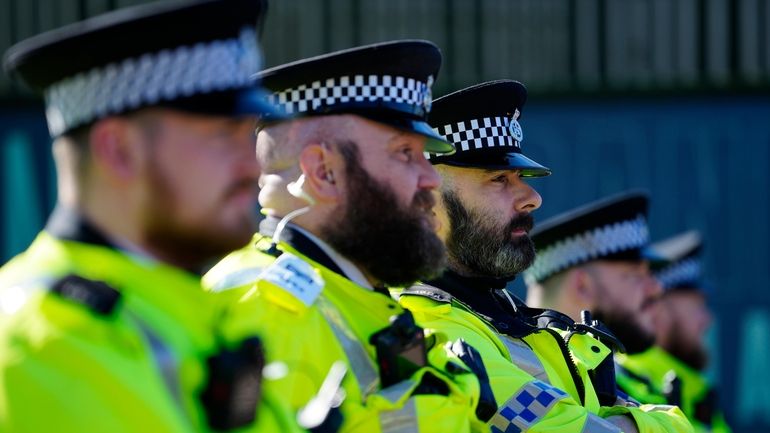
1 0 769 98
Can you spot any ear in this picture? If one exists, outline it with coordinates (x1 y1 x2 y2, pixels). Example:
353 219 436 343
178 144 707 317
88 117 146 183
297 143 341 203
570 267 598 304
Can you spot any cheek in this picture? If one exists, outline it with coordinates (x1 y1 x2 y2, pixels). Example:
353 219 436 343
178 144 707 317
434 200 451 239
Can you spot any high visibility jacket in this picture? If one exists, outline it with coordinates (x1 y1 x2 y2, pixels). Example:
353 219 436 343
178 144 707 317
621 347 732 433
395 272 693 433
208 232 488 433
0 231 300 433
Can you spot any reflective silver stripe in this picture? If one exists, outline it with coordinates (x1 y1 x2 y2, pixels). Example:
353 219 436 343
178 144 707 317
613 394 641 408
378 379 417 405
581 413 623 433
639 404 678 411
501 336 550 384
380 398 418 433
208 266 265 292
0 276 54 314
316 296 380 398
490 380 568 432
128 312 191 427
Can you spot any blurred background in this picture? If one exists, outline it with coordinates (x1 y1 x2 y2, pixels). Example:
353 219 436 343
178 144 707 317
1 0 769 431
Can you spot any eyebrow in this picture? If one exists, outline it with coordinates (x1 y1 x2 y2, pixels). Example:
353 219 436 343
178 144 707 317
387 132 410 146
482 169 506 175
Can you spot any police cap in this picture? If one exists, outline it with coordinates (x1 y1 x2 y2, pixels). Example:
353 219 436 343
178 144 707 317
3 0 279 137
650 231 707 293
426 80 550 176
257 40 454 155
525 190 657 284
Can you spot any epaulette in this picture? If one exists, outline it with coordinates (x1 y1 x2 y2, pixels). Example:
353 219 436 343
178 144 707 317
259 252 324 308
51 274 122 316
401 283 453 304
208 266 266 293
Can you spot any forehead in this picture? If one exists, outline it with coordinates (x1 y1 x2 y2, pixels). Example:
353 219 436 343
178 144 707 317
593 259 648 273
348 116 426 147
443 165 516 182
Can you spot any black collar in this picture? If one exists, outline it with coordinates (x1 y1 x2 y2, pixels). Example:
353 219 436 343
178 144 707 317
259 217 391 297
45 206 114 248
426 270 538 337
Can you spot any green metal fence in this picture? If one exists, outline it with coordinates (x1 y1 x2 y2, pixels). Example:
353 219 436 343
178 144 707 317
2 0 769 99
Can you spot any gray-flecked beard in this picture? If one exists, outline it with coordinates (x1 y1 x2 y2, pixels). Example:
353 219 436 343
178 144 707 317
442 189 535 279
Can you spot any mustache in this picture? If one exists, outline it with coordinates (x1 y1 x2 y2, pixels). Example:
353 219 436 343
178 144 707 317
506 213 534 234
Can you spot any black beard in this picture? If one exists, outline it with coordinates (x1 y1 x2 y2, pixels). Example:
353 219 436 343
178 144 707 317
321 141 447 287
442 189 535 279
663 325 709 371
592 310 656 355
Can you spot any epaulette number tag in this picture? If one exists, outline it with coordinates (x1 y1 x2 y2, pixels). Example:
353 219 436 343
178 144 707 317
261 253 324 306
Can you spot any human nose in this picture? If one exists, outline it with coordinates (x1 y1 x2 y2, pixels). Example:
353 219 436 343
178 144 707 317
233 130 260 178
645 274 663 298
513 177 542 213
417 154 441 190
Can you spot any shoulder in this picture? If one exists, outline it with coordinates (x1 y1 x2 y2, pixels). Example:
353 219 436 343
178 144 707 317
203 236 277 293
226 251 327 319
397 283 454 303
1 272 122 319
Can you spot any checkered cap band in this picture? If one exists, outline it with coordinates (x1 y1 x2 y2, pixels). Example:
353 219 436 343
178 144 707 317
656 257 701 290
426 116 521 159
490 380 568 433
525 215 649 283
267 74 431 115
44 27 261 136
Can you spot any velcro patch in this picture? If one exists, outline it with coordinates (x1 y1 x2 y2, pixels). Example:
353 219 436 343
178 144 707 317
52 275 121 315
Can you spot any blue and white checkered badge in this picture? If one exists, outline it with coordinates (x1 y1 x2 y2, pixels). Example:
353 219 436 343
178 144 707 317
422 75 434 112
509 108 523 143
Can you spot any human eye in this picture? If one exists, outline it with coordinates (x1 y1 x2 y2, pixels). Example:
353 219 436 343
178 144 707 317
398 145 414 162
490 174 509 184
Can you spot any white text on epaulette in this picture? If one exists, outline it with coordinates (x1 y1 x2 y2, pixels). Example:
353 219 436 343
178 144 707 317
261 254 324 306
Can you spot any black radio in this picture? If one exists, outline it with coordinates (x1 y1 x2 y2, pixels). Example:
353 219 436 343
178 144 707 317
369 311 427 388
201 337 265 431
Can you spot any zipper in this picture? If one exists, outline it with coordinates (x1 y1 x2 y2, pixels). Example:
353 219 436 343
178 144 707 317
449 288 588 406
541 327 586 406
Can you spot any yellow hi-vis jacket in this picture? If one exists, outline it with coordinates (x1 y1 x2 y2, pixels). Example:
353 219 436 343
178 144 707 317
394 281 693 433
207 234 489 433
0 232 300 433
621 347 732 433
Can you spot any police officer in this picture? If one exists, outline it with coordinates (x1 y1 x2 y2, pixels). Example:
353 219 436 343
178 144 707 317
206 41 489 433
395 81 692 433
524 192 669 403
624 231 732 433
0 1 300 432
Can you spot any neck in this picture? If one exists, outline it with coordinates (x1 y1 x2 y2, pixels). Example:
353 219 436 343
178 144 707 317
440 268 511 291
446 262 514 290
80 186 144 250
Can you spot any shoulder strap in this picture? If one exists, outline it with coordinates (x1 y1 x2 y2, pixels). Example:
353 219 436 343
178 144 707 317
401 283 453 303
51 274 121 316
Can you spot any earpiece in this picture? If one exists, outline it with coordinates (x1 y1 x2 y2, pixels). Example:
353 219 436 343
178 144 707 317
324 170 335 184
287 174 316 205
